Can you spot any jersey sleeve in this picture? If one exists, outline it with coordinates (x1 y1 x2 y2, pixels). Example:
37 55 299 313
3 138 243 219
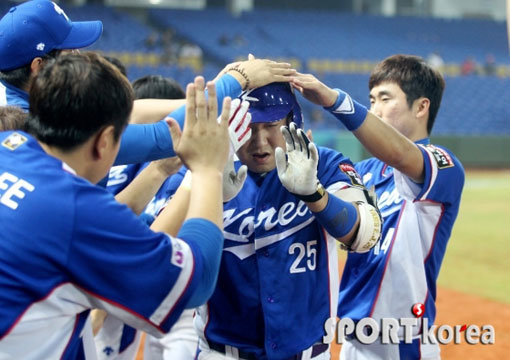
105 164 143 195
114 120 175 166
67 183 202 336
164 73 242 130
317 146 366 193
394 144 465 204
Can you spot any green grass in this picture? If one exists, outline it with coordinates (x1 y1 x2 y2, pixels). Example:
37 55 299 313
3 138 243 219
438 170 510 304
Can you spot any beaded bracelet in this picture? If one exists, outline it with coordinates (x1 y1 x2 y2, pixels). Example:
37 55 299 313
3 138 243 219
227 66 250 91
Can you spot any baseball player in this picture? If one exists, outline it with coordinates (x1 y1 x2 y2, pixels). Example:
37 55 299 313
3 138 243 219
94 95 254 360
0 1 296 170
292 54 465 359
144 82 382 360
0 53 231 359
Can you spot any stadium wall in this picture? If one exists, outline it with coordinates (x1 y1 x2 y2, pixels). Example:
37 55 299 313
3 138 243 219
314 131 510 168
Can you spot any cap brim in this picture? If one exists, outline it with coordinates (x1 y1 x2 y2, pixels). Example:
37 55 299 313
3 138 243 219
57 20 103 50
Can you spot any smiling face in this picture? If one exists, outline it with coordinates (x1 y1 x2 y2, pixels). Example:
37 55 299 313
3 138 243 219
236 118 288 174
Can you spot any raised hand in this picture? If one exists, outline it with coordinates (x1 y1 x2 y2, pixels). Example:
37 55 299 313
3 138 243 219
275 122 319 197
226 58 297 90
291 72 338 107
222 98 251 202
169 76 230 174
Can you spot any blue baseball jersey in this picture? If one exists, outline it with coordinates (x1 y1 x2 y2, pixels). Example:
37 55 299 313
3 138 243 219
0 80 30 111
157 147 363 359
106 164 144 194
106 163 186 226
338 139 464 336
0 131 216 359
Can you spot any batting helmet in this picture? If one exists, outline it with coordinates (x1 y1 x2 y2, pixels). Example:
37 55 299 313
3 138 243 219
240 82 303 128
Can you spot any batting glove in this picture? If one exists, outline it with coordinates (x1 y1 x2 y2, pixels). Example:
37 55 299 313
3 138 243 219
275 123 320 197
221 98 251 202
226 98 252 153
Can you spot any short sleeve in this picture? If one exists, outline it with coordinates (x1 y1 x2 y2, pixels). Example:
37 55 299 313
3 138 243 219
317 146 366 193
67 184 200 335
394 144 465 205
106 164 143 195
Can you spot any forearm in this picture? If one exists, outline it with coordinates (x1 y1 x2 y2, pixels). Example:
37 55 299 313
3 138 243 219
307 192 360 246
114 163 168 215
130 99 186 124
353 112 424 182
325 89 424 182
114 121 174 165
150 182 191 236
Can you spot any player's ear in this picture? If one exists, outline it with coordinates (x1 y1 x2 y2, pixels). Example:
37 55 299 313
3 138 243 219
414 97 430 120
30 57 45 76
92 125 116 161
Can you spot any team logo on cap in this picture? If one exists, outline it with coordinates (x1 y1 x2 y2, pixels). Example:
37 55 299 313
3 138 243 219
53 2 70 22
2 132 27 151
36 43 45 51
240 89 258 103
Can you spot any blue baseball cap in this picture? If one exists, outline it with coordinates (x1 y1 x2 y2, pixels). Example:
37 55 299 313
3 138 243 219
0 0 103 71
240 82 303 128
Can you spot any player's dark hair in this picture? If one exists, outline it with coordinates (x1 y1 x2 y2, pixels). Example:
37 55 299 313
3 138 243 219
132 75 185 100
369 54 445 134
26 52 134 150
0 49 62 90
103 55 128 77
0 106 28 131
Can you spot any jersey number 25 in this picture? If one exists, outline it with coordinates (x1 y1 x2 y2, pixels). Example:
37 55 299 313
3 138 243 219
289 240 317 273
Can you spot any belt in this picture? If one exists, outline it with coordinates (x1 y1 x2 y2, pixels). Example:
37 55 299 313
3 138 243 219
207 340 329 360
207 340 258 360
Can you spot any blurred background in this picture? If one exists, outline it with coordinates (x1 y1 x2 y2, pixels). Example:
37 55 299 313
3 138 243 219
4 0 509 166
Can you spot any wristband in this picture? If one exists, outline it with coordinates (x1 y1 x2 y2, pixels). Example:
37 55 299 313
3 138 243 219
292 184 326 203
324 89 368 131
312 193 358 238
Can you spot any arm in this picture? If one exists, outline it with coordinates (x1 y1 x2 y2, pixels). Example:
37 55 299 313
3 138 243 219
352 112 424 182
151 76 231 307
150 170 191 236
114 120 175 165
114 157 182 215
292 73 425 182
164 58 296 134
114 59 295 166
130 99 186 124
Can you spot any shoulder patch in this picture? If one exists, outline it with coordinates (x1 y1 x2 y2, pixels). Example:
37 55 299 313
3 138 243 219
170 237 185 268
2 132 27 151
426 144 454 169
339 163 364 187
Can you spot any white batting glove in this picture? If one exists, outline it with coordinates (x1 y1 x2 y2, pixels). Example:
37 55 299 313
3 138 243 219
220 99 251 202
223 155 248 202
275 123 320 196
